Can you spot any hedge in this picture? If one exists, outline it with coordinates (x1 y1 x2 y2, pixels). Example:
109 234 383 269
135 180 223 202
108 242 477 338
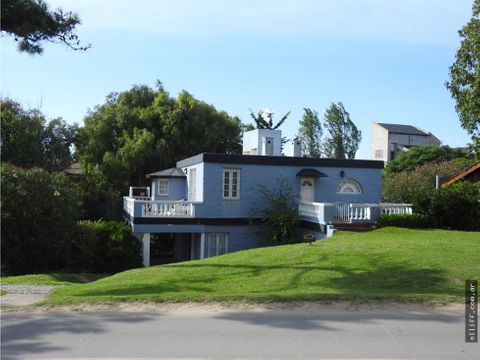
376 214 430 229
67 221 142 273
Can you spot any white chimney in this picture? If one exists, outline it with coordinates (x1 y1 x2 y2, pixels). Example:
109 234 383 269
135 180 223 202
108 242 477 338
285 138 302 157
243 129 282 156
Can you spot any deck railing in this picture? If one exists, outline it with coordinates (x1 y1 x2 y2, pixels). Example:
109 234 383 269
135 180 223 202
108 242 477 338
123 197 196 218
299 202 412 224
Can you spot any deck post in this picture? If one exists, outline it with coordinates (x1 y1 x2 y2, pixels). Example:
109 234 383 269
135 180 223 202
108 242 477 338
142 232 150 267
200 232 205 259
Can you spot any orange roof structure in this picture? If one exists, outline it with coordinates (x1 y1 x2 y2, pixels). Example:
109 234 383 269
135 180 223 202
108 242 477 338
442 161 480 187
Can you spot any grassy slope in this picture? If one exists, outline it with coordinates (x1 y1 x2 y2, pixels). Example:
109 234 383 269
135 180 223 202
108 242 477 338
46 228 480 305
1 273 106 285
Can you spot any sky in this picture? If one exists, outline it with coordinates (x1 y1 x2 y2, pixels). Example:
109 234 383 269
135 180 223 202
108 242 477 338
0 0 475 159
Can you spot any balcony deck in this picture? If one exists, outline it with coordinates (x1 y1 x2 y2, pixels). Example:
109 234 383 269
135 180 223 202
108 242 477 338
299 202 412 224
124 196 412 226
123 197 196 218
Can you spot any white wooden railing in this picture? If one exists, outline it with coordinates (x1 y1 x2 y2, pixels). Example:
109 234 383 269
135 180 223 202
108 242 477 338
142 201 194 217
299 202 324 218
123 197 195 218
123 196 135 216
379 203 413 215
299 202 412 224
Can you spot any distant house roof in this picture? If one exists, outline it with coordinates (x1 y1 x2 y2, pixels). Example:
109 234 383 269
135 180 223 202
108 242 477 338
377 123 430 136
146 167 186 179
64 162 84 176
64 162 99 177
296 168 329 177
442 161 480 187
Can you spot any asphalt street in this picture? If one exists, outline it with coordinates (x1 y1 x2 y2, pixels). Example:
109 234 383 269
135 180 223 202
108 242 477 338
1 309 477 359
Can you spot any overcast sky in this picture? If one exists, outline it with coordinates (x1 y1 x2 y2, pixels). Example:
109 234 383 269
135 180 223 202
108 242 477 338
0 0 474 158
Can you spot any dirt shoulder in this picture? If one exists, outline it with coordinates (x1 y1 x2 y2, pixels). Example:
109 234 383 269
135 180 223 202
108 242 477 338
0 284 464 314
3 299 464 315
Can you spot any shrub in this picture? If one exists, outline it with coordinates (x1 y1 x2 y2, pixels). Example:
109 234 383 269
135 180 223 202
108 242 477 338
376 214 430 229
1 164 80 275
413 181 480 231
68 221 142 273
382 160 465 203
251 176 301 244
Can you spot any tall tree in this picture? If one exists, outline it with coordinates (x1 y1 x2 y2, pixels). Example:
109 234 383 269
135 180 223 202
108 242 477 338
249 108 290 130
77 84 243 196
0 99 44 167
297 108 322 158
0 99 78 170
42 118 79 171
1 0 89 54
322 102 361 159
446 0 480 155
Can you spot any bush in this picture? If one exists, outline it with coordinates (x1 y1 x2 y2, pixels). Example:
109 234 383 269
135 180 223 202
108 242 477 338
251 176 301 244
376 214 430 229
68 221 142 273
413 181 480 231
382 160 465 203
1 164 80 275
384 145 471 174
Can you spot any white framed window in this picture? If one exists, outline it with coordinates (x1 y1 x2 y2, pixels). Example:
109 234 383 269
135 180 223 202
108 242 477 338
337 179 362 194
223 169 240 200
157 179 169 196
207 233 229 257
374 149 384 159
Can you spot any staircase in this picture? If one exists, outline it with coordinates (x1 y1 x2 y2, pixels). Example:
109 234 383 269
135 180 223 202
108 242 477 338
332 222 376 232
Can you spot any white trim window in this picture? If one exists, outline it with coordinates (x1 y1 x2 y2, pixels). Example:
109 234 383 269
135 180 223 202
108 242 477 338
207 233 228 257
157 179 169 196
337 179 362 194
223 169 240 200
374 149 384 159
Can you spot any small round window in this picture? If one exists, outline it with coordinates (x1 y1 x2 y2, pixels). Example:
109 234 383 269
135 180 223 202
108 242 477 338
337 179 362 194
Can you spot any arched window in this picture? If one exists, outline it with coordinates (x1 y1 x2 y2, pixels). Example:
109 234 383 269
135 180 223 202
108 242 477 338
337 179 362 194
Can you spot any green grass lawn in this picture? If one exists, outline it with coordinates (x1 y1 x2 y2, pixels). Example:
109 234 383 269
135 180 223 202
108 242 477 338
44 227 480 305
1 273 107 285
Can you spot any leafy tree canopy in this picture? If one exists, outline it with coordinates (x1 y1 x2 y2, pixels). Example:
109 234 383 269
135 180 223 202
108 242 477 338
322 102 361 159
77 83 243 194
446 0 480 154
249 108 290 130
1 163 80 274
384 144 473 174
1 0 89 54
0 98 78 171
382 160 466 203
297 108 322 158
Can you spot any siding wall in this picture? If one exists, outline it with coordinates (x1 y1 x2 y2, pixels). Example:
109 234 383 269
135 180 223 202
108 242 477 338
196 162 382 218
152 177 186 201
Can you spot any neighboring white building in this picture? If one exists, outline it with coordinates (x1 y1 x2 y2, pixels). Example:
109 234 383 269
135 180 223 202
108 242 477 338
371 122 441 163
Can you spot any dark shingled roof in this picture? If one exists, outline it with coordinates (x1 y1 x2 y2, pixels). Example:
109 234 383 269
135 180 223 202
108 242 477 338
377 123 429 136
296 168 329 177
146 167 186 178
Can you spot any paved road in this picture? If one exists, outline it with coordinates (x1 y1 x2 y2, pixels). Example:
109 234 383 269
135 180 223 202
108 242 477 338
1 309 477 359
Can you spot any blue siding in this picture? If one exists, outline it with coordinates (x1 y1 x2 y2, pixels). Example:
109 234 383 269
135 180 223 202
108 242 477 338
203 225 266 257
181 163 204 202
152 178 187 201
196 162 382 218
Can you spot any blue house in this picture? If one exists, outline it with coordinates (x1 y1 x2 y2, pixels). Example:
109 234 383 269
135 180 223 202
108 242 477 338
124 129 411 266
